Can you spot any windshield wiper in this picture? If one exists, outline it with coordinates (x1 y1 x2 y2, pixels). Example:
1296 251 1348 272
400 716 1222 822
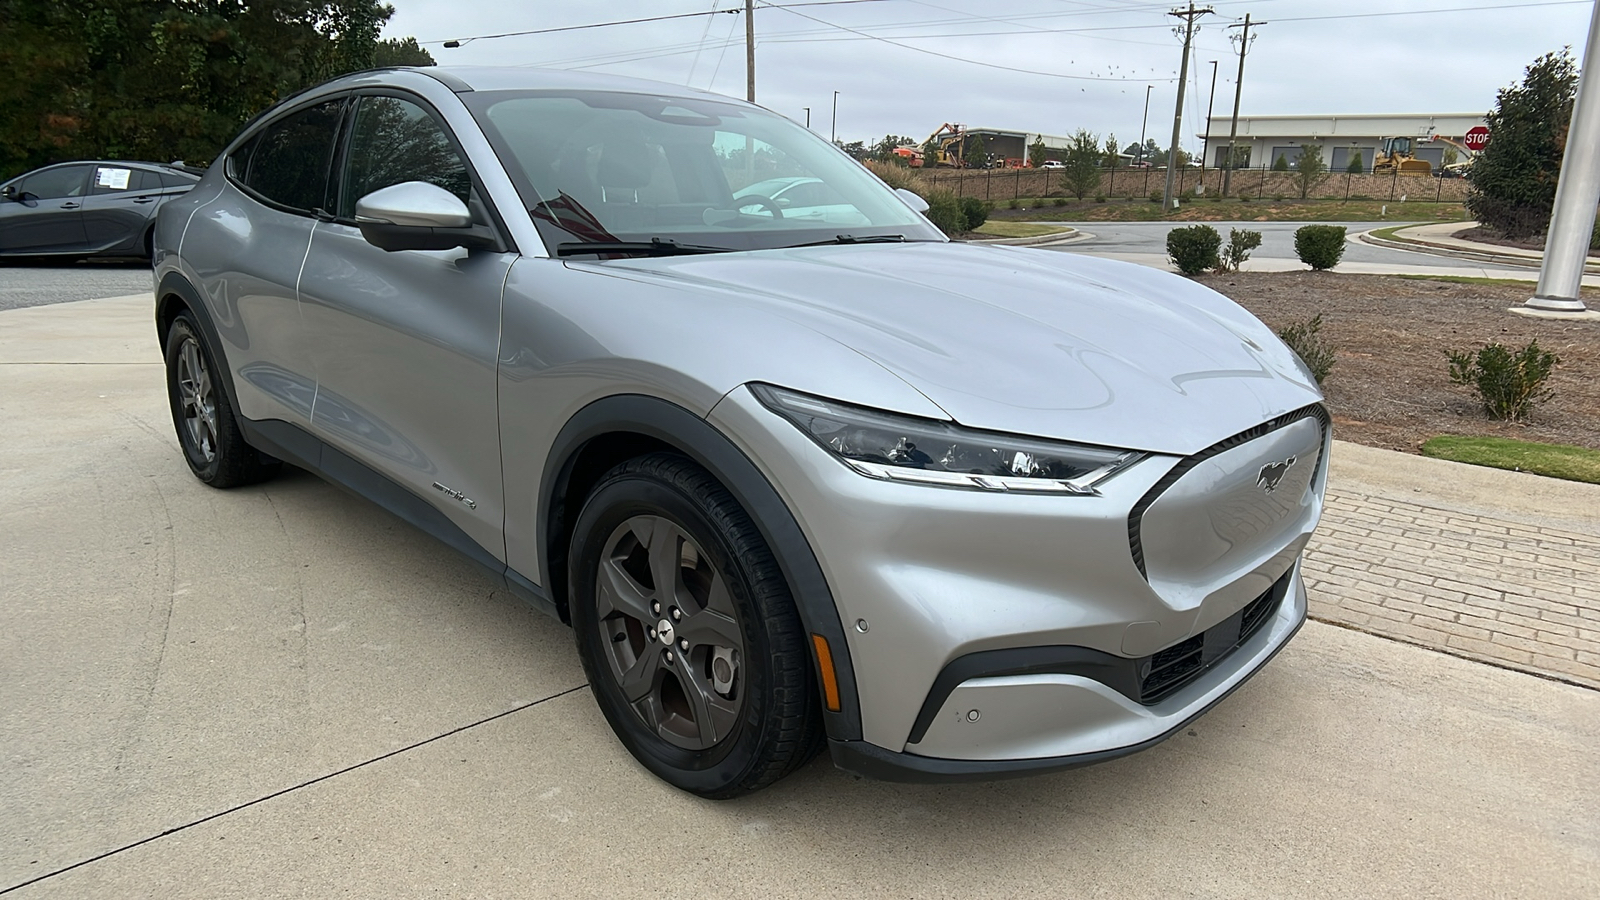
788 234 907 248
556 238 733 258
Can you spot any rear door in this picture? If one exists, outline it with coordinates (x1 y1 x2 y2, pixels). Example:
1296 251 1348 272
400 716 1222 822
80 165 162 254
0 165 91 253
298 91 514 561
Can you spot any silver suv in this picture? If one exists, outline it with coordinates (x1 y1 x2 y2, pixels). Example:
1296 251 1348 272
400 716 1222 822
154 67 1327 797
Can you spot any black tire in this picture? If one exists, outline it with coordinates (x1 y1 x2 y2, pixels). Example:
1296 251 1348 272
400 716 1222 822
163 312 279 487
569 453 822 798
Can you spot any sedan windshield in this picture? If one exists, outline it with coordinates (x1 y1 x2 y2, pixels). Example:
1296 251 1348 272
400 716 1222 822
463 89 941 254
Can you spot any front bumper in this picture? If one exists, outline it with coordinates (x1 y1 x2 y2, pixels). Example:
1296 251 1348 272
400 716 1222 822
707 386 1326 773
827 564 1307 781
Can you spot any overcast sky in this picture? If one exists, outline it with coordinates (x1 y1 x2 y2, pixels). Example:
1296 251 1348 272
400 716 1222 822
383 0 1591 150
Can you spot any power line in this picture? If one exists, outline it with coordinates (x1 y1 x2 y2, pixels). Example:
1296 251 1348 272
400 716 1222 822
426 0 895 47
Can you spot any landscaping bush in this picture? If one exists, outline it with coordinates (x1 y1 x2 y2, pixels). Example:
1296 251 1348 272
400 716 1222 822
959 196 991 230
1053 197 1067 206
1007 198 1021 210
1276 315 1336 384
1294 224 1346 270
922 190 966 234
1166 225 1222 276
1215 228 1263 274
1094 194 1106 203
1447 340 1560 422
1149 189 1163 203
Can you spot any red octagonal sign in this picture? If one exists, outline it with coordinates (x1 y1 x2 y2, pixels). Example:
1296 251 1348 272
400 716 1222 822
1464 126 1490 151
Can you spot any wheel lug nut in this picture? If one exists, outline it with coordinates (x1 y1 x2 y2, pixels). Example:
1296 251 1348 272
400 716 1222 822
678 638 689 651
671 608 682 622
648 627 657 641
664 650 675 663
651 601 661 615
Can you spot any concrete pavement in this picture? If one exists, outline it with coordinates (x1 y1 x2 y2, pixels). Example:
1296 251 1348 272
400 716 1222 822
4 294 1598 897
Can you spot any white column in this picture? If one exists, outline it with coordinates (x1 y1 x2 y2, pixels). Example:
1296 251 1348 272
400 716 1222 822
1528 0 1600 312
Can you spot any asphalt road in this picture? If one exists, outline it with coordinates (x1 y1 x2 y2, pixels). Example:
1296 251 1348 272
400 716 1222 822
3 292 1597 898
0 261 152 312
1046 220 1480 269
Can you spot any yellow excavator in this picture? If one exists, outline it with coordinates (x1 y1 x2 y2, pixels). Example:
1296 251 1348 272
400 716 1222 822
1371 137 1433 176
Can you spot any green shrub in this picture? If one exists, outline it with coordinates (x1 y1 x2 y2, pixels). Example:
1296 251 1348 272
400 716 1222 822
1592 218 1599 250
1215 228 1263 273
1007 198 1021 210
959 196 991 230
1166 225 1222 276
1148 189 1163 203
1294 224 1347 270
922 190 966 234
1447 340 1560 422
1272 154 1290 172
1052 197 1067 206
1277 315 1336 384
1239 195 1251 203
1272 194 1286 201
1094 194 1107 203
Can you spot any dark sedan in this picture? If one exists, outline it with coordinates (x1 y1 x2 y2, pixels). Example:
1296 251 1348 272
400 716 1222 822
0 161 202 261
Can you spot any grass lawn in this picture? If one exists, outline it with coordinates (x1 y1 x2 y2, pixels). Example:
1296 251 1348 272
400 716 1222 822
1420 435 1600 484
990 198 1467 224
970 221 1074 238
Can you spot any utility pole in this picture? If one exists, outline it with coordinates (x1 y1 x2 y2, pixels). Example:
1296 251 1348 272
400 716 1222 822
1138 84 1153 164
1163 3 1212 212
831 90 839 143
745 0 755 103
803 107 810 129
1222 13 1264 197
1201 59 1219 175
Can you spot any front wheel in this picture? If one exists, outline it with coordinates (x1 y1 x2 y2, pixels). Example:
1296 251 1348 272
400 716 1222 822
569 453 821 798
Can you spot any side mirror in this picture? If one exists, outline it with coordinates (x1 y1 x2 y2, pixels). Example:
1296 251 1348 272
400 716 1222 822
0 184 15 200
354 181 494 252
894 187 930 214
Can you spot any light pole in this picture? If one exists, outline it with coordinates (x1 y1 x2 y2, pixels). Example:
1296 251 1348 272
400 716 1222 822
1201 59 1219 174
803 107 810 129
830 91 839 143
1138 84 1153 164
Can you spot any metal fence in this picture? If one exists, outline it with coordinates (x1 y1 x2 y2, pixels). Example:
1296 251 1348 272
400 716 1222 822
916 165 1470 204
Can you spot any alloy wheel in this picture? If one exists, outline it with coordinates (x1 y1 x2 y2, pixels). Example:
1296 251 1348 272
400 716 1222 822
176 336 218 463
595 515 746 750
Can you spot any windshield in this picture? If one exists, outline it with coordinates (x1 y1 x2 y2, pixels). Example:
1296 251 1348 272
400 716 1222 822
462 89 941 254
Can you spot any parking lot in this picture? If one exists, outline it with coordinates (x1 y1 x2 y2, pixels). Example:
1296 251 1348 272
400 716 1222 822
3 273 1597 898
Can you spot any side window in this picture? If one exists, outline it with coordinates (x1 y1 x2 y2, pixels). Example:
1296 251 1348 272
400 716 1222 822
19 165 91 200
241 98 345 213
91 167 161 194
339 96 470 217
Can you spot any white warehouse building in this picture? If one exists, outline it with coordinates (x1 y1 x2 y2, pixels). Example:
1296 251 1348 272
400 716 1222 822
1199 113 1488 171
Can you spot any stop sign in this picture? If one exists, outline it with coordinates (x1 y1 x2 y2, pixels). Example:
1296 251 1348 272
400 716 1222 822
1464 126 1490 151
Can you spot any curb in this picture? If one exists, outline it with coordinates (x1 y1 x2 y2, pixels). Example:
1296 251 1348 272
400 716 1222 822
963 229 1088 247
1359 224 1600 274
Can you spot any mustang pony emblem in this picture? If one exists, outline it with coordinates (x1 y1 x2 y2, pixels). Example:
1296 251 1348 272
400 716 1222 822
1256 457 1297 493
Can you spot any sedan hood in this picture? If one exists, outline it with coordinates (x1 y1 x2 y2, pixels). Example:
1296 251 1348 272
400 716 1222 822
591 242 1322 455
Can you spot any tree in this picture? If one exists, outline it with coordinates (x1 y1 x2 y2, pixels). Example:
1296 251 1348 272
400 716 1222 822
963 134 988 169
870 134 918 164
1218 144 1250 170
0 0 428 178
923 138 944 167
1466 49 1579 238
1272 154 1291 171
1292 143 1328 198
1346 151 1364 174
1442 146 1458 167
1060 129 1101 199
835 139 869 160
374 37 436 67
1027 138 1047 169
1102 133 1119 168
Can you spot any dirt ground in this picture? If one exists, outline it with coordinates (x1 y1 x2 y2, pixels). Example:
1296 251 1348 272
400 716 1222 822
1194 272 1600 453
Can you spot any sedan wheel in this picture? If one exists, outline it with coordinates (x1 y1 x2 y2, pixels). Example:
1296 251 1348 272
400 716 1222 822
569 453 821 797
163 312 280 487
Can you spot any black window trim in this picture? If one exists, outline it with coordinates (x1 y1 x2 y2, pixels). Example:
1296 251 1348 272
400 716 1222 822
331 86 515 251
225 93 352 219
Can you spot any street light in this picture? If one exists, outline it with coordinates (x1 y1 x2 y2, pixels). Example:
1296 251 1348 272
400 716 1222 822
830 91 839 143
803 107 810 129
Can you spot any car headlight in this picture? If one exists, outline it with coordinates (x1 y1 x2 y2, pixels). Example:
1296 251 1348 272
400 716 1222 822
751 384 1143 495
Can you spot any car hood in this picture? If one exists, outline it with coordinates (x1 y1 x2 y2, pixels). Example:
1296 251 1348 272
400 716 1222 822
590 242 1323 455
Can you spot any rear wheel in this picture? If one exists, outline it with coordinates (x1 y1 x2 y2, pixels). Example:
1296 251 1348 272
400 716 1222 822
569 453 821 797
163 312 279 487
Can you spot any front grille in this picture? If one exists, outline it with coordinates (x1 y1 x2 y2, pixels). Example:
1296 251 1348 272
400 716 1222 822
1137 574 1286 704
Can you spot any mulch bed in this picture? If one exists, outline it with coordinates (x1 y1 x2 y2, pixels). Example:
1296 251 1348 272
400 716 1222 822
1193 272 1600 453
1453 226 1548 252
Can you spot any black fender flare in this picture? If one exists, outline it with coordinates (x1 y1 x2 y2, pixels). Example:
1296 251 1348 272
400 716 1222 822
539 394 863 741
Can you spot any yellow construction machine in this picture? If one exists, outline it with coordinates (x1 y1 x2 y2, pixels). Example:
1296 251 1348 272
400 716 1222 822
1371 137 1433 176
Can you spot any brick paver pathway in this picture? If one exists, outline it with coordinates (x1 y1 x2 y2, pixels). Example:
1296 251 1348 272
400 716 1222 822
1305 489 1600 690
